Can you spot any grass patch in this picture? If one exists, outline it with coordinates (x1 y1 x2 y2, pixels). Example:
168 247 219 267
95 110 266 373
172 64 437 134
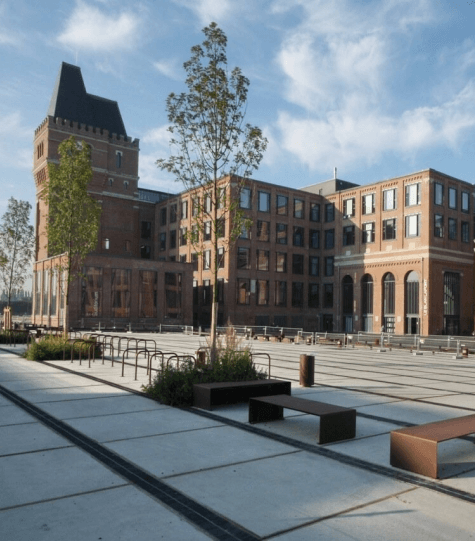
24 335 100 361
143 348 267 407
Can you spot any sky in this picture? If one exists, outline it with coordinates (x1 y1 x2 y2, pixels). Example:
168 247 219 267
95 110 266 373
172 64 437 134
1 0 475 219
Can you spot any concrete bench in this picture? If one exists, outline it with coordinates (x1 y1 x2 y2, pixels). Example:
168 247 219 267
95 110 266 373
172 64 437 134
390 414 475 478
193 379 291 410
249 394 356 444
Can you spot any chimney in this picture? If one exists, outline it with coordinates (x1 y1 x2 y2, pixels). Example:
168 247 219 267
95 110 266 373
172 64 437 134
334 167 337 179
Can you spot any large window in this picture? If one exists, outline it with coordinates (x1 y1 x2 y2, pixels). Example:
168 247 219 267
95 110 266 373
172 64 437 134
383 218 396 240
309 256 319 276
159 232 166 251
383 272 395 332
179 227 187 246
203 250 211 270
276 195 288 215
434 183 444 206
170 203 177 223
362 222 375 244
293 226 304 247
139 271 157 318
383 188 397 211
294 198 304 219
310 203 320 222
448 218 457 240
448 187 457 209
343 225 355 246
276 223 288 244
405 214 421 237
292 282 304 307
444 272 460 334
237 278 250 304
141 221 152 239
462 191 470 213
181 199 188 219
308 283 319 308
257 220 270 241
240 187 252 209
343 198 355 217
257 280 269 305
325 256 334 277
405 271 419 334
361 274 373 332
342 275 353 315
323 284 333 308
237 247 250 269
165 273 182 318
325 203 335 222
276 252 287 273
362 193 375 215
405 183 421 206
462 221 470 243
169 230 176 249
310 229 320 249
434 215 444 238
275 281 287 306
111 269 130 318
257 249 269 271
81 267 102 317
258 191 270 212
324 229 334 249
292 254 304 275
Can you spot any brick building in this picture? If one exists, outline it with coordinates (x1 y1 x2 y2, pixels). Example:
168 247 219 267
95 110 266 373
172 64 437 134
32 63 475 335
32 63 192 329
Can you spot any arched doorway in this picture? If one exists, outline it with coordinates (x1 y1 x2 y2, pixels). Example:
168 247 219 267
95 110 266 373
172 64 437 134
405 271 420 334
341 275 353 332
383 272 395 333
361 274 373 332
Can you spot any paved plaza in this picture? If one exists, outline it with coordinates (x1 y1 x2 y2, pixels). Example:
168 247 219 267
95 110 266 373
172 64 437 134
1 333 475 539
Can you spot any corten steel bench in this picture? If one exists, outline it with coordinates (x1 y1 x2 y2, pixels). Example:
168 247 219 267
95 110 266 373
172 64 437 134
193 379 291 410
249 394 356 444
390 414 475 478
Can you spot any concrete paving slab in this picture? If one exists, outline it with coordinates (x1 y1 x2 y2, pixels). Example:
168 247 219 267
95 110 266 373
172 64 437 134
65 407 225 442
166 450 411 538
12 383 130 404
0 446 126 509
418 394 475 409
38 393 168 420
275 488 475 540
325 433 391 470
0 484 210 541
0 394 13 406
106 424 297 478
0 404 37 426
293 387 401 408
0 376 106 392
0 422 72 456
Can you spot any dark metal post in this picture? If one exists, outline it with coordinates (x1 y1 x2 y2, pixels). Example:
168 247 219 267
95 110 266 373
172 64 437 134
299 354 315 387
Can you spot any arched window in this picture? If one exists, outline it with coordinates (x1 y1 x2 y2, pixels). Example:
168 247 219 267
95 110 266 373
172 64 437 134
342 275 353 332
444 272 460 335
383 272 395 333
361 274 373 332
405 271 419 334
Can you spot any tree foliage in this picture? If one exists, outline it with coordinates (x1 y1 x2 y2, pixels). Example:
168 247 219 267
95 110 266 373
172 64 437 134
157 22 267 361
44 136 101 330
0 197 35 307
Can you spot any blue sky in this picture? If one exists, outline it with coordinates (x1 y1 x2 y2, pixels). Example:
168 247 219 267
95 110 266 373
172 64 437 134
1 0 475 217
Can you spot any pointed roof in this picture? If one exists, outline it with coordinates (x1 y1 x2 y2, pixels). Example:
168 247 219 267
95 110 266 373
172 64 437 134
47 62 127 138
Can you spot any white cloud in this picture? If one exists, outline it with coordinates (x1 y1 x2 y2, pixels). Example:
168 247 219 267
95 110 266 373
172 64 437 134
174 0 234 25
270 0 475 172
139 152 178 192
57 1 140 52
153 60 181 80
0 112 32 170
142 125 172 146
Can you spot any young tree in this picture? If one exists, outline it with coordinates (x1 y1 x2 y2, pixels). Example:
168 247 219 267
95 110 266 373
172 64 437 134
44 136 101 333
157 22 267 363
0 198 35 308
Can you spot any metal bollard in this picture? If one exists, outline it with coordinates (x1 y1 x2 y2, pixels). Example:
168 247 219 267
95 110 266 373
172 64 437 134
300 354 315 387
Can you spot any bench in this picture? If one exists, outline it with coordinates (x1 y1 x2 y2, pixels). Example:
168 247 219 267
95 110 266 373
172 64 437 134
390 414 475 478
193 379 291 410
249 394 356 444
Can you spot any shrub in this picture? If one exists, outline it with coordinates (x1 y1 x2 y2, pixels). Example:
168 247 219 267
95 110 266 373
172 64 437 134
143 348 267 407
24 335 100 361
0 331 29 344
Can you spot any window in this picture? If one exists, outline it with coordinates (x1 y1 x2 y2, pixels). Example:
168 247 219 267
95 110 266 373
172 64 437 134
324 228 334 249
179 227 187 246
218 247 225 268
102 238 110 250
292 282 304 307
124 240 131 252
204 194 212 213
323 284 333 308
116 151 122 168
139 271 157 318
293 226 304 247
310 202 320 222
204 221 211 241
111 269 130 318
462 191 470 213
169 230 176 249
434 183 444 206
141 221 152 239
193 280 199 305
257 220 270 241
217 217 225 238
240 187 252 209
448 187 457 209
383 218 396 240
275 281 287 306
170 203 177 223
292 254 304 275
192 197 199 216
258 191 270 212
160 207 167 225
180 254 187 263
362 193 375 215
343 225 355 246
203 250 211 270
325 203 335 222
308 283 319 308
325 256 334 277
294 198 304 218
462 221 470 243
141 245 151 259
448 218 457 240
237 247 250 269
383 189 397 211
123 180 129 190
159 232 166 251
192 253 199 271
343 198 355 217
202 279 211 306
257 280 269 305
310 229 320 249
362 222 375 244
276 223 287 244
239 222 250 239
181 200 188 219
276 252 287 273
81 267 102 317
309 256 319 276
257 249 269 271
434 215 444 238
37 141 44 159
405 183 421 206
276 194 288 215
217 278 224 303
237 278 250 304
405 214 421 237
